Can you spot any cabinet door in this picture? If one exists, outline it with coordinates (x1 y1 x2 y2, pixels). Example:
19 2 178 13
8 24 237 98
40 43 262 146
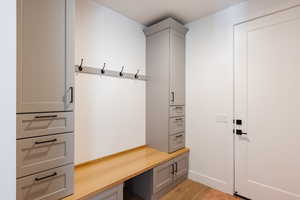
170 30 185 106
174 152 189 181
17 0 74 113
153 160 174 193
89 184 123 200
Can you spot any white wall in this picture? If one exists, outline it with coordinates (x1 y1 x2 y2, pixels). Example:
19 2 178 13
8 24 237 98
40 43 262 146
186 0 300 194
0 1 16 199
75 0 146 164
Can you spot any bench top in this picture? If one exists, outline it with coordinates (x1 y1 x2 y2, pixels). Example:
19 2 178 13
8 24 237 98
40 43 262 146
63 146 189 200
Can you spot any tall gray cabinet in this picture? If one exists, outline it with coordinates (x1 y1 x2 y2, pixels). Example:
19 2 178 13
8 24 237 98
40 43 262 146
144 18 188 153
16 0 75 200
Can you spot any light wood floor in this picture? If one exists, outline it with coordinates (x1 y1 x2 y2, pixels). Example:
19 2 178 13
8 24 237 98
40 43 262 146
160 180 239 200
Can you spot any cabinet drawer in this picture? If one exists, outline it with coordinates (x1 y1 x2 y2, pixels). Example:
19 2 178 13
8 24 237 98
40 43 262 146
17 164 73 200
169 133 185 153
17 133 74 178
169 106 185 117
169 117 185 135
89 184 123 200
17 112 74 139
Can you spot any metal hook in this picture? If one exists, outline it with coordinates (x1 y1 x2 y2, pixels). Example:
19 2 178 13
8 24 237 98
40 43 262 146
134 69 140 79
120 66 124 77
78 58 83 71
101 63 106 74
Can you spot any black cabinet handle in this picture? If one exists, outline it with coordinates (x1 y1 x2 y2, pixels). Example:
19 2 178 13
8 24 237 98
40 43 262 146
175 162 178 173
171 92 175 102
35 115 58 119
176 135 183 138
70 86 74 103
171 164 175 175
35 172 57 182
35 139 57 145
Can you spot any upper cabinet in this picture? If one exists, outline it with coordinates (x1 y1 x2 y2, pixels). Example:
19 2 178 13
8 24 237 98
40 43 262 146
17 0 75 113
170 30 186 106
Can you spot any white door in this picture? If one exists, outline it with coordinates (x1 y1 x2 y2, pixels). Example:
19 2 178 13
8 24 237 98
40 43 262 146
234 6 300 200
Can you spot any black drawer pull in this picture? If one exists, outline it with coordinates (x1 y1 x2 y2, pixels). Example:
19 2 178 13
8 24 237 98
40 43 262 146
35 172 57 182
175 162 178 173
175 118 183 121
176 135 183 138
35 115 58 119
35 139 57 145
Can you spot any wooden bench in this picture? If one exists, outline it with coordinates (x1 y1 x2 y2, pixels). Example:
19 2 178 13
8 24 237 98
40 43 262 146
63 146 189 200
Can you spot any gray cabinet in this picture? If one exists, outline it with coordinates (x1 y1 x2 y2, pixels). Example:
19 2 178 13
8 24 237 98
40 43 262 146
145 18 188 153
153 160 174 193
152 152 189 199
17 164 74 200
17 112 74 139
173 152 189 181
17 0 74 113
89 184 123 200
16 0 75 199
17 133 74 178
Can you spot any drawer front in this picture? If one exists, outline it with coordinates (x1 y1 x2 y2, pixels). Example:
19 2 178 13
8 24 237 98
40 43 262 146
169 133 185 153
169 117 185 135
17 133 74 178
169 106 185 117
17 164 73 200
17 112 74 139
89 184 123 200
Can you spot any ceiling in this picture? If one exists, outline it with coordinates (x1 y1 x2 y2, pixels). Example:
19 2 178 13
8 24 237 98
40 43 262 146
95 0 245 26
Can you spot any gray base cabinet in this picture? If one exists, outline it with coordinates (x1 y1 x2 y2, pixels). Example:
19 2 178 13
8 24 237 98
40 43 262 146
89 184 123 200
126 152 189 200
145 18 188 153
153 152 189 197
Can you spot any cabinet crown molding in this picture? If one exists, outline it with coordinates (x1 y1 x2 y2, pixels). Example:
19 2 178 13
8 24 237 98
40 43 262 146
144 17 188 36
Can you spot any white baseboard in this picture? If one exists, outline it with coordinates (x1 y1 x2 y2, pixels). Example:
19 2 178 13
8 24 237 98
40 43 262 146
188 170 233 195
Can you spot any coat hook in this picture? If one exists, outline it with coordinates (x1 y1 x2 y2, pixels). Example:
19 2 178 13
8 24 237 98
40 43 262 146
78 58 83 71
101 63 106 74
120 66 124 77
134 69 140 79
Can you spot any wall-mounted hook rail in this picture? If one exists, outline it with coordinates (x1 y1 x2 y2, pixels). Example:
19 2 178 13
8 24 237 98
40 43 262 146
74 64 147 81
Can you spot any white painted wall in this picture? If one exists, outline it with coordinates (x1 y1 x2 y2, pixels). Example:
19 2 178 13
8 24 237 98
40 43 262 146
0 1 16 199
75 0 146 164
186 0 300 194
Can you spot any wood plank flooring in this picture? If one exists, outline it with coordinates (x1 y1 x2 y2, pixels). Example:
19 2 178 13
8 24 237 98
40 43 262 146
160 180 239 200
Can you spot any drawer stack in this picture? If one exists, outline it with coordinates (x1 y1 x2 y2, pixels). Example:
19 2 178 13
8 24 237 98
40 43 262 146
16 112 74 200
169 106 185 152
